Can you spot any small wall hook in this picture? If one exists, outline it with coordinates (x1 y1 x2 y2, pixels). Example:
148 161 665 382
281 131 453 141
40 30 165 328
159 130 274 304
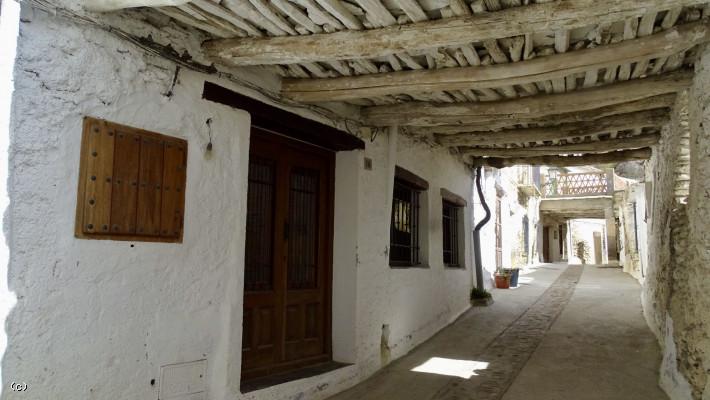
205 118 213 152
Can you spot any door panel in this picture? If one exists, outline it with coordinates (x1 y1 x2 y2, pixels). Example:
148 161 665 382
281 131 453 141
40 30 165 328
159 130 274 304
242 129 333 381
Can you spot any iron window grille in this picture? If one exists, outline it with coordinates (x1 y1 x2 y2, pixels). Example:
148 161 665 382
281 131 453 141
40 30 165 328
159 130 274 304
390 179 421 266
442 201 461 267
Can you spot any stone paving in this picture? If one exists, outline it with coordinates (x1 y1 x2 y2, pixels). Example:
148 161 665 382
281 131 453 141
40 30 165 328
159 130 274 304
328 264 667 400
430 265 583 400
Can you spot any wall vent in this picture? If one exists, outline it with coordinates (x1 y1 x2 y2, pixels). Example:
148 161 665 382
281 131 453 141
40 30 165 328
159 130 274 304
159 360 206 400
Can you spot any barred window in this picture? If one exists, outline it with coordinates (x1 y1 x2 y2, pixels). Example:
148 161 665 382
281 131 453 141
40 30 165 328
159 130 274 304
442 201 461 267
390 179 421 266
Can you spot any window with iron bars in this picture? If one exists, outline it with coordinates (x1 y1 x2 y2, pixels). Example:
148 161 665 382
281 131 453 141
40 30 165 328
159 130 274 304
442 201 461 267
390 179 421 266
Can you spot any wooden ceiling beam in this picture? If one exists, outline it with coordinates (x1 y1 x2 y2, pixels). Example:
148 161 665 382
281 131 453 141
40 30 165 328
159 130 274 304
471 148 653 168
460 133 660 157
282 22 710 102
363 71 690 126
86 0 190 11
406 95 676 133
437 109 670 146
203 0 707 65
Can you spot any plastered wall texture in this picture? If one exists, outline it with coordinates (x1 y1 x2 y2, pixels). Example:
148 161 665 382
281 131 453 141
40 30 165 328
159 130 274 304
4 5 475 400
678 43 710 400
640 90 692 400
471 166 541 288
638 56 710 399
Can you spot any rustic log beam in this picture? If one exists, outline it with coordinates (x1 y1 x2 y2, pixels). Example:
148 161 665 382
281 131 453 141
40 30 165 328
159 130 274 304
203 0 708 65
281 22 708 102
471 148 653 168
86 0 190 11
437 110 669 146
460 133 660 157
363 70 690 126
406 95 676 133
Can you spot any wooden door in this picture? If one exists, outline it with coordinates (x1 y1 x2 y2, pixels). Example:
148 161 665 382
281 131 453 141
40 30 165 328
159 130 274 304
543 227 550 263
242 129 334 381
593 232 602 265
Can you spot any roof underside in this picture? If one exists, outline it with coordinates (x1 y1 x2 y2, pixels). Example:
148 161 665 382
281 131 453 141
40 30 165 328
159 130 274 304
121 0 709 166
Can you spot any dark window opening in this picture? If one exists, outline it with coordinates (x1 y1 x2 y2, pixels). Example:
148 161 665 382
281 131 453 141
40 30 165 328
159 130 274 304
390 179 421 266
442 201 461 267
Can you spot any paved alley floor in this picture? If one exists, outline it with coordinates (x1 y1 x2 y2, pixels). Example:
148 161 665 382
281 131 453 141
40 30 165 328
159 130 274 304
328 263 668 400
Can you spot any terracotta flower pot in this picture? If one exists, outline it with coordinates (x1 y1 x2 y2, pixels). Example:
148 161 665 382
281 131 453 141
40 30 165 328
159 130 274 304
495 274 510 289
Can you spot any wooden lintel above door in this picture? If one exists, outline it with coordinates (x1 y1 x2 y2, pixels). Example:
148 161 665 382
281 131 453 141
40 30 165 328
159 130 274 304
202 82 365 152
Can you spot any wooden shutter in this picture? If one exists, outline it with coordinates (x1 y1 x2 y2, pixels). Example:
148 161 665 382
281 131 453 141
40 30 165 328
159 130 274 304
75 117 187 242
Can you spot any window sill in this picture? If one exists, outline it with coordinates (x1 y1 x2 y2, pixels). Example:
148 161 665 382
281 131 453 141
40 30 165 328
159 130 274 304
444 264 465 269
389 263 431 269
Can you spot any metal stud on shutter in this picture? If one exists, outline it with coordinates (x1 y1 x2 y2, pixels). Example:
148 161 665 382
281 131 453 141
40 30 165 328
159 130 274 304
75 117 187 243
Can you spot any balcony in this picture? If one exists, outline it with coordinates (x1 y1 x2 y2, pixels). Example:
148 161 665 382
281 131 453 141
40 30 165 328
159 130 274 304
515 165 541 196
542 171 613 198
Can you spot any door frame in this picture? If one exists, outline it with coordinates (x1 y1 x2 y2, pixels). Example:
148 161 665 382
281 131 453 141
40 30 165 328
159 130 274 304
241 128 335 381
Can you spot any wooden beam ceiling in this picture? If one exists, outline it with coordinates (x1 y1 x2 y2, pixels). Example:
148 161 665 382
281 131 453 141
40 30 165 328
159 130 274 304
281 22 710 102
203 0 707 65
471 148 654 168
362 71 690 126
459 133 660 157
87 0 190 11
405 95 676 134
436 110 670 147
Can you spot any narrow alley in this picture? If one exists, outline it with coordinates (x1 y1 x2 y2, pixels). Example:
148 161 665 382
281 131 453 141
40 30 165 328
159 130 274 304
329 263 667 400
2 1 710 400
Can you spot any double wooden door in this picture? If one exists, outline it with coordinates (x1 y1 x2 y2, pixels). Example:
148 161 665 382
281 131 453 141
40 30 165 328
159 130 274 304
242 129 334 381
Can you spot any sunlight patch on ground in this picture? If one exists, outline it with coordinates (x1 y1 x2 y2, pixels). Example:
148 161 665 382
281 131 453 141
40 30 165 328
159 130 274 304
411 357 489 379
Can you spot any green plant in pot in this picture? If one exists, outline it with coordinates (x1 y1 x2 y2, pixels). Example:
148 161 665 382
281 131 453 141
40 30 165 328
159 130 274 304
504 266 521 287
470 287 493 306
494 267 511 289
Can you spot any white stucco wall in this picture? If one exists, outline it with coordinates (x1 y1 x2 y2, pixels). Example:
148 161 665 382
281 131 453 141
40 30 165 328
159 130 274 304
472 166 541 288
3 5 476 400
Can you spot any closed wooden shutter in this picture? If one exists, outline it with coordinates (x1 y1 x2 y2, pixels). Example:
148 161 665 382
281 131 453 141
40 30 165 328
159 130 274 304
75 117 187 242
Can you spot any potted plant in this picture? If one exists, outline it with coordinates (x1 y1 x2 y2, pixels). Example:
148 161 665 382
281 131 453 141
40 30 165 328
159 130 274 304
505 266 521 287
470 287 493 306
494 268 511 289
575 240 591 265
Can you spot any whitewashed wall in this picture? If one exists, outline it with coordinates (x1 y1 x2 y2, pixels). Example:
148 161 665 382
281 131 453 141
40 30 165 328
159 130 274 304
3 5 475 400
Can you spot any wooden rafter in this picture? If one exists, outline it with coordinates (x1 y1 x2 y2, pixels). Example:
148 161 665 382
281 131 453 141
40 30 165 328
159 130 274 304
436 110 670 147
281 22 710 102
459 133 660 157
363 70 691 126
87 0 190 11
405 95 676 133
471 148 653 168
202 0 707 65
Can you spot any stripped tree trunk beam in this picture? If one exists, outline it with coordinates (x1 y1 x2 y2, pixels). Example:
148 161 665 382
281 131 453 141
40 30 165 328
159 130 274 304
156 6 241 37
89 0 191 11
437 109 669 146
280 22 707 102
392 0 429 22
405 95 675 132
362 71 690 126
203 0 708 65
460 133 660 157
313 0 364 29
631 11 659 78
471 148 653 167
